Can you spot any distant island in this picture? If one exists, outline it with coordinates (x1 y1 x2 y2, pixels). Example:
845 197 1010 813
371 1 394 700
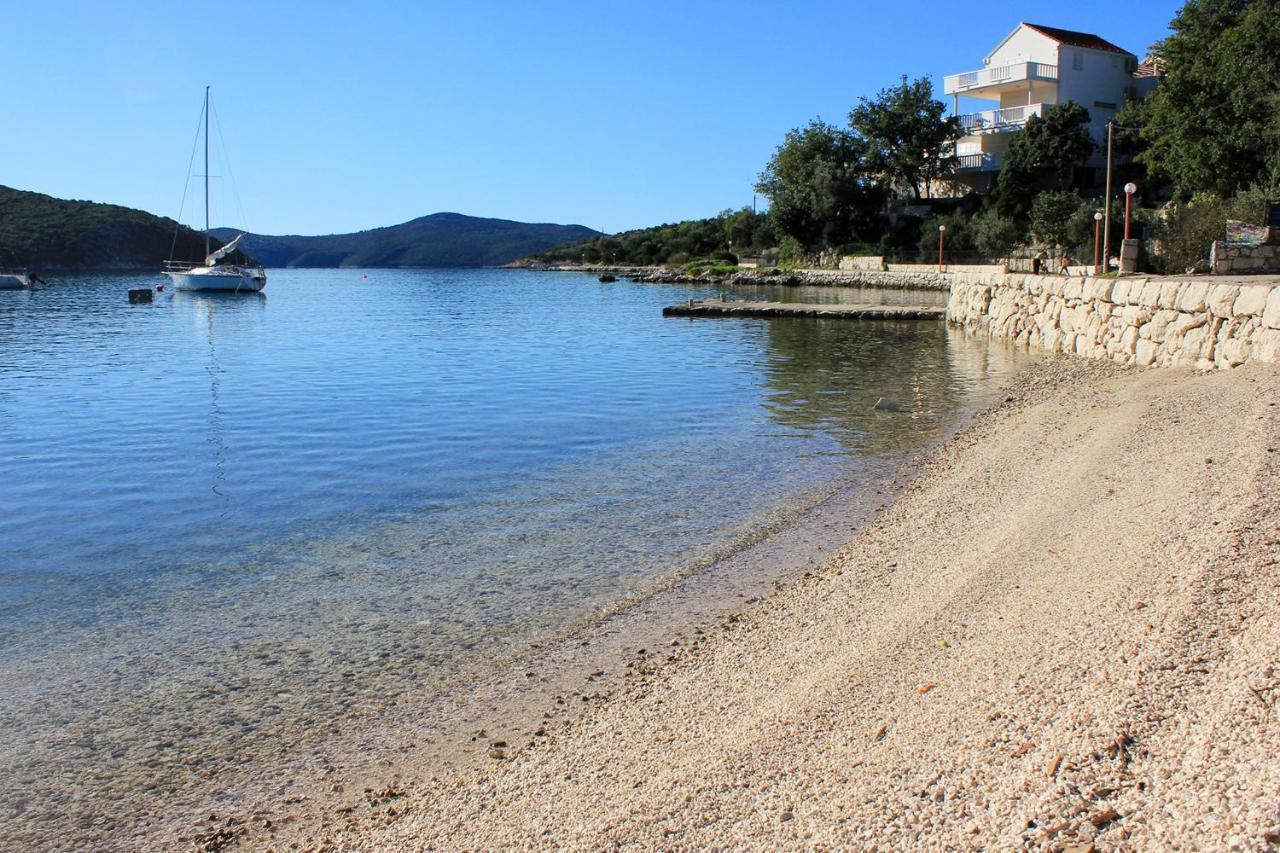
0 184 247 272
0 184 601 271
210 215 600 268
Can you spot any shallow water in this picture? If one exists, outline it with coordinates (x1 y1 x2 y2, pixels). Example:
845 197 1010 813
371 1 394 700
0 268 1029 844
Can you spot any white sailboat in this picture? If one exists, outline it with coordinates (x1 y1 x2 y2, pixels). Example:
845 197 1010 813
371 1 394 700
164 87 266 293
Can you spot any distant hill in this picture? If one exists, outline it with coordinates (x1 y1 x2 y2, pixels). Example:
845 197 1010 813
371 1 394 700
210 214 602 268
0 184 250 271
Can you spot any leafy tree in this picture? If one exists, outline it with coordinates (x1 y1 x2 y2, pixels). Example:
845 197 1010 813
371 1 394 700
755 119 886 249
849 76 963 201
1029 190 1086 251
970 207 1023 259
1139 0 1280 195
994 102 1095 218
918 211 975 258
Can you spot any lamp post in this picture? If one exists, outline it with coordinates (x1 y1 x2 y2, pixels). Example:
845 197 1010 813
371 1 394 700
1123 182 1137 240
938 224 946 273
1102 121 1114 274
1093 211 1104 275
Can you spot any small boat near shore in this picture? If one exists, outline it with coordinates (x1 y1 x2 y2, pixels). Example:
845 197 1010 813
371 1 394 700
163 87 266 294
0 271 30 290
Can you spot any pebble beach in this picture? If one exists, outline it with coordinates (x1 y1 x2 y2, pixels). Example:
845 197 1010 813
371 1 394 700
316 356 1280 850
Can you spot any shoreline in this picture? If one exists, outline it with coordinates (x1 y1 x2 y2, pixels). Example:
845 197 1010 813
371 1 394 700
508 262 952 290
152 454 927 850
122 345 1028 851
337 356 1280 849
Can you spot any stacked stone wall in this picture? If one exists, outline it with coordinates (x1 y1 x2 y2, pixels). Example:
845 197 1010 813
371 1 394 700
1210 241 1280 275
947 272 1280 369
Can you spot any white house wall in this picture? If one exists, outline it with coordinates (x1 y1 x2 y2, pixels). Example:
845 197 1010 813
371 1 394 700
986 26 1058 66
998 83 1057 109
1055 46 1134 144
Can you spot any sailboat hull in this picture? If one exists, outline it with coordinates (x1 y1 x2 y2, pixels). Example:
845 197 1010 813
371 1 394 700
0 273 30 290
165 268 266 293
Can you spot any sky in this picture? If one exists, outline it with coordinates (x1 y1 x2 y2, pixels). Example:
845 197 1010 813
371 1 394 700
3 1 1181 236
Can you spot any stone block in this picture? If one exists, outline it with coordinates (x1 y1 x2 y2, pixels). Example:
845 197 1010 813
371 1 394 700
1137 280 1161 307
1158 281 1183 310
1262 288 1280 330
1179 281 1211 313
1233 285 1270 316
1121 325 1139 354
1121 305 1152 327
1135 338 1157 366
1208 285 1241 318
1254 328 1280 363
1218 338 1250 366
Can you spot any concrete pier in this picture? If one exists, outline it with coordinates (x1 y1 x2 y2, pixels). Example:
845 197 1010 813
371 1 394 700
662 300 945 321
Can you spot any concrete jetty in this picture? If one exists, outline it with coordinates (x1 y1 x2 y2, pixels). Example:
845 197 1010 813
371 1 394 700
662 300 945 321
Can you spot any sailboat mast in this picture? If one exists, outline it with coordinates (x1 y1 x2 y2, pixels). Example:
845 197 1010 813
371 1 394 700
204 86 210 260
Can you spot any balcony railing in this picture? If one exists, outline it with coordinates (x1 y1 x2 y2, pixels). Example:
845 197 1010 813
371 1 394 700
944 62 1058 95
957 102 1048 133
956 153 1002 172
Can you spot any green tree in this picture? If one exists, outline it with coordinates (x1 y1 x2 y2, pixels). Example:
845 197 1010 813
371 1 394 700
1139 0 1280 195
994 102 1095 218
970 207 1023 259
849 76 962 201
1029 191 1086 252
755 119 885 249
918 211 975 258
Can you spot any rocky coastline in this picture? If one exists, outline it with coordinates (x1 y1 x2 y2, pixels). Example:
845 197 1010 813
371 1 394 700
509 261 951 290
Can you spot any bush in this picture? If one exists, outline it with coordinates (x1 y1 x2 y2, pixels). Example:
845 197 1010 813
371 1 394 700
1147 187 1273 274
918 211 974 258
778 235 805 264
970 208 1022 259
1029 191 1085 251
710 249 739 264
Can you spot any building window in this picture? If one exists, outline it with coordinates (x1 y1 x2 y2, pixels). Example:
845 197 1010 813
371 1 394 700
1072 52 1083 71
1093 101 1117 110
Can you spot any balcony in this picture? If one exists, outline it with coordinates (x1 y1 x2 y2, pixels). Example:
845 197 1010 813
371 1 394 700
956 152 1003 172
943 61 1058 96
957 103 1048 134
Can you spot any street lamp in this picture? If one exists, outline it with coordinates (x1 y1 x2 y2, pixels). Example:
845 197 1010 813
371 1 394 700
1093 211 1104 275
938 224 947 273
1123 183 1138 240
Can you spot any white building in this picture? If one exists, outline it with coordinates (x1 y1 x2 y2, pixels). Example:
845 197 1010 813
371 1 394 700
943 23 1158 191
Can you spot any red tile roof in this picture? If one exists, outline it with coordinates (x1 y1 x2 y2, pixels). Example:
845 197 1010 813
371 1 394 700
1024 23 1133 56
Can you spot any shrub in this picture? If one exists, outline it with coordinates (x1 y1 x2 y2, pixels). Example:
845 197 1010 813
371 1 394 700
970 208 1022 259
1147 187 1273 274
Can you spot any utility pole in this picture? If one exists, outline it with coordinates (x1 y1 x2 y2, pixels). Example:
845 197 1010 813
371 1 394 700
1102 121 1114 274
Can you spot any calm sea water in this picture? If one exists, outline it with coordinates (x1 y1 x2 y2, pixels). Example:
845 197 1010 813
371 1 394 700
0 268 1032 843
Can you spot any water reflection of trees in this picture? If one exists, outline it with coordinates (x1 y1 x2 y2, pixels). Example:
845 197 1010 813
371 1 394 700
759 319 1028 455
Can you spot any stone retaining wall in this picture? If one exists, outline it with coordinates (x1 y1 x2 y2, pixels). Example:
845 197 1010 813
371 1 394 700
838 256 885 272
947 272 1280 369
1210 241 1280 275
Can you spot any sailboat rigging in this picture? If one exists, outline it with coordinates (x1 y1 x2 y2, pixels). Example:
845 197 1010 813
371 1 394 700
164 87 266 293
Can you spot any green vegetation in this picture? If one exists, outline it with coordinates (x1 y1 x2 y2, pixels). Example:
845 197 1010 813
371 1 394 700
755 120 885 250
849 76 962 201
994 102 1096 218
527 209 771 267
0 184 248 270
212 214 600 268
1137 0 1280 195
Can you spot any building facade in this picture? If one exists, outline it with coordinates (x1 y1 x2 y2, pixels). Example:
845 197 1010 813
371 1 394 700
943 23 1158 192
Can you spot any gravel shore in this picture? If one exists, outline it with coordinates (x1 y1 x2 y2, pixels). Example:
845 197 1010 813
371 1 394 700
338 358 1280 850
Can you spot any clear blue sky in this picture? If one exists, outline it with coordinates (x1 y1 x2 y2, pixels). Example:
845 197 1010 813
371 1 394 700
4 1 1179 235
